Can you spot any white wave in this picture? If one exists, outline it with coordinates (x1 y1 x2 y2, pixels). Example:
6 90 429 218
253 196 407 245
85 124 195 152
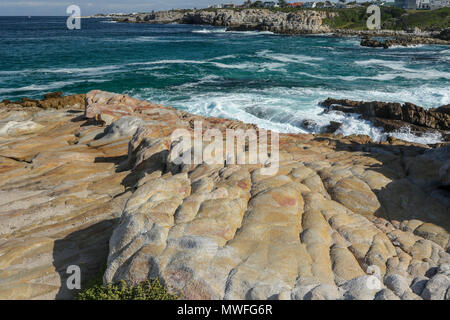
130 84 448 144
355 59 405 69
174 75 223 89
128 59 254 70
192 28 274 35
258 62 287 72
192 28 227 34
354 59 450 80
0 82 73 94
107 37 195 43
389 127 443 145
39 65 120 75
257 50 324 65
0 65 121 76
0 79 105 94
99 20 117 24
207 54 237 61
388 44 424 49
304 33 334 37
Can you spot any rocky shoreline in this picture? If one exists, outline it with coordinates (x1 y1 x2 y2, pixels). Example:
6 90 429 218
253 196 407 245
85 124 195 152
319 98 450 143
102 9 450 47
0 90 449 300
360 33 450 49
113 9 334 34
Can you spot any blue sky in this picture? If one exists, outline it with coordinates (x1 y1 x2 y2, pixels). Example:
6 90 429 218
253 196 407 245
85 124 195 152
0 0 252 16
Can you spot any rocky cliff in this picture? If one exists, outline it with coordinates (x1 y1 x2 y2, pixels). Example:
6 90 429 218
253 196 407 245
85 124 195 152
0 91 449 300
116 9 334 34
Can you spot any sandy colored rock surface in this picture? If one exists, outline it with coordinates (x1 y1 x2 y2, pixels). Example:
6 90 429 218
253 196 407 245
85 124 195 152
0 90 449 300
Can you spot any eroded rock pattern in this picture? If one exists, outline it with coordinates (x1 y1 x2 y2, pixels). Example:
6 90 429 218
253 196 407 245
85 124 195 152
0 90 449 300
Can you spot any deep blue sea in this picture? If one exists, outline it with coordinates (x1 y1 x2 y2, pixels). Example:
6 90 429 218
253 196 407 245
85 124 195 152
1 16 449 143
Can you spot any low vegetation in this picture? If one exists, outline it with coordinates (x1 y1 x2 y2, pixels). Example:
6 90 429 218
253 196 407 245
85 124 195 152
323 6 406 30
325 7 450 31
76 265 178 300
383 7 450 30
77 278 179 300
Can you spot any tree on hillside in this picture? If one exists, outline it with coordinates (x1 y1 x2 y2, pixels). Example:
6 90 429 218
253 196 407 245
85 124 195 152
243 0 253 7
278 0 288 7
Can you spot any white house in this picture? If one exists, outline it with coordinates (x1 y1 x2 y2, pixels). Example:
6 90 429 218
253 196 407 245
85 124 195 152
303 2 317 8
416 0 430 9
263 1 280 7
429 0 450 9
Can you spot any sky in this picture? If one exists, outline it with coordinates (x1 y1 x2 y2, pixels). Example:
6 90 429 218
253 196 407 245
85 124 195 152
0 0 251 16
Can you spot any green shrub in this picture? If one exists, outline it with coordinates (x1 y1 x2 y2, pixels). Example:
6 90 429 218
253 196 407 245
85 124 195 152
77 278 179 300
392 7 450 30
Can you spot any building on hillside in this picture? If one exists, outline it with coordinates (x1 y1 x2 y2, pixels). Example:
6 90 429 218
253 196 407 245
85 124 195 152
209 4 224 8
263 1 280 7
223 3 236 8
429 0 450 9
395 0 417 8
287 2 305 7
416 0 430 8
303 1 317 7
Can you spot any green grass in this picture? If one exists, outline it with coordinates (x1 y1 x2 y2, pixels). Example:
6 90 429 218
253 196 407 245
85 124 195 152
385 7 450 30
324 7 450 31
323 6 411 30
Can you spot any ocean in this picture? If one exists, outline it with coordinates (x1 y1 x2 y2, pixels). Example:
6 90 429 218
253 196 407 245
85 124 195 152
1 16 449 143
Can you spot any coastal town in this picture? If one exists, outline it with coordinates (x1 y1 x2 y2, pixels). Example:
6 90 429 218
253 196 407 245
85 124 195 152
207 0 450 10
92 0 450 18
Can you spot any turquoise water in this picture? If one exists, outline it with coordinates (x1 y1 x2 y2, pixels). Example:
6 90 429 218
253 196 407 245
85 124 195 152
1 16 449 142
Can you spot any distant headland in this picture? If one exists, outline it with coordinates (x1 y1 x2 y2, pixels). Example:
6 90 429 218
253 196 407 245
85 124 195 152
83 3 450 47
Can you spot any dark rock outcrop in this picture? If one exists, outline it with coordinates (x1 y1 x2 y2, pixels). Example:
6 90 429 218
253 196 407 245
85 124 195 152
436 28 450 41
324 121 343 134
361 37 389 49
321 98 450 138
360 35 449 48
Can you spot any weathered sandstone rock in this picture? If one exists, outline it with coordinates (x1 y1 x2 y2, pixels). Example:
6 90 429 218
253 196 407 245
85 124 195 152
0 90 448 300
